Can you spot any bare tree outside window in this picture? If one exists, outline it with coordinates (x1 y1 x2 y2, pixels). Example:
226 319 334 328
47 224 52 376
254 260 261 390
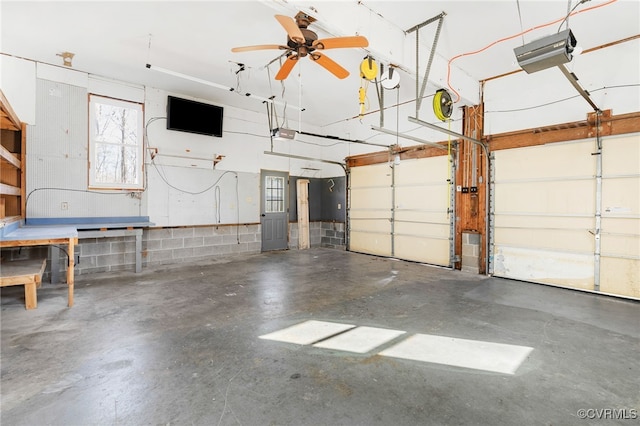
89 95 143 189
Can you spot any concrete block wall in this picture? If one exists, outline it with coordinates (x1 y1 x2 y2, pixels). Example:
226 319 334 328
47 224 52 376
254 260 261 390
461 231 480 274
143 224 261 268
4 221 347 281
288 221 322 249
321 222 346 249
41 224 261 280
75 234 138 275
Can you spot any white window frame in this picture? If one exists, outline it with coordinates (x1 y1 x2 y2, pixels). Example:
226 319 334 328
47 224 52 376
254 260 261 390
88 94 144 190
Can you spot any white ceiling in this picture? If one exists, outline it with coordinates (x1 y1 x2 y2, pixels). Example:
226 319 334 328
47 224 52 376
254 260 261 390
2 0 638 134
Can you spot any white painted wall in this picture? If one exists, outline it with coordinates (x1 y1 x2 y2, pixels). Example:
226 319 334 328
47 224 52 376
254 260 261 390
0 55 36 124
6 54 358 228
484 39 640 134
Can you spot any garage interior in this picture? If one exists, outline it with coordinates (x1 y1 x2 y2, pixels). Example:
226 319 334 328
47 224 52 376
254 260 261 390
1 1 639 424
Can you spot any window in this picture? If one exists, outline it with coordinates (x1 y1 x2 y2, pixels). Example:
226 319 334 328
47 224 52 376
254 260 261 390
89 95 144 189
265 176 285 213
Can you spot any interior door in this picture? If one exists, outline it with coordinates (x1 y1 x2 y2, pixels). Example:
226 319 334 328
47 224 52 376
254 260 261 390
261 170 289 251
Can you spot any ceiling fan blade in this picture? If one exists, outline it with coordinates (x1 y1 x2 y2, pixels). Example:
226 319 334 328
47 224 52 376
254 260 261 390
275 15 305 44
231 44 289 53
275 55 299 80
312 36 369 50
309 52 349 79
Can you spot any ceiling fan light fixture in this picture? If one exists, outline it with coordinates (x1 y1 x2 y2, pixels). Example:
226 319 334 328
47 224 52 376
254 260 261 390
232 14 368 81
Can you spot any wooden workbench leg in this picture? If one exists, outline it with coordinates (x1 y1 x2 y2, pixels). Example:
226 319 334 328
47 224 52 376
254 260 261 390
50 245 60 284
24 282 37 310
67 237 75 307
135 231 142 273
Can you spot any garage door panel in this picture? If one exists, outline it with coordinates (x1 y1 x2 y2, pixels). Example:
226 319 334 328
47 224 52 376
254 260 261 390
495 214 594 230
395 210 448 223
349 231 392 256
350 218 391 234
349 164 393 257
351 163 392 187
395 222 449 239
494 246 594 290
602 178 639 214
350 209 392 220
349 156 451 266
493 141 596 291
350 188 392 210
495 181 595 215
495 228 594 253
600 257 640 298
494 141 595 180
395 186 448 210
602 134 640 174
394 236 449 265
602 218 640 235
601 233 640 258
395 157 448 184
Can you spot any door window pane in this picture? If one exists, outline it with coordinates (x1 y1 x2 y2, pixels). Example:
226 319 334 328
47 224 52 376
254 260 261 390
265 176 285 213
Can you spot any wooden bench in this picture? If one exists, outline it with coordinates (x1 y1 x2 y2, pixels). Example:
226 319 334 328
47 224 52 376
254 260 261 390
0 258 47 309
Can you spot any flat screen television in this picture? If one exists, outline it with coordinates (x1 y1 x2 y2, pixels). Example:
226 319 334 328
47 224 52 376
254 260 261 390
166 96 223 137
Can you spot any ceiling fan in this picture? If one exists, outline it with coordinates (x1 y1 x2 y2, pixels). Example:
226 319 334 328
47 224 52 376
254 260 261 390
231 12 369 80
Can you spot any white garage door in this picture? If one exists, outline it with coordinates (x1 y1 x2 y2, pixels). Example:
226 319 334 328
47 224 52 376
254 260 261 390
492 140 596 290
600 134 640 298
349 156 451 267
349 163 393 257
394 156 451 266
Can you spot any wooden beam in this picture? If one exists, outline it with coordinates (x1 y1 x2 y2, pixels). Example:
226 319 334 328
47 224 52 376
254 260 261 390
0 143 21 169
485 110 640 151
0 183 21 196
0 90 21 131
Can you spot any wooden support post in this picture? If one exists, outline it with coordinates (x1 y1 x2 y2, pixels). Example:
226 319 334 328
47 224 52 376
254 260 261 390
67 237 76 307
24 282 37 310
297 179 310 249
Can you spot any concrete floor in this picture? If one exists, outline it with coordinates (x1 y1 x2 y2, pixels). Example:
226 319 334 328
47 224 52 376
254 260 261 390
1 248 638 425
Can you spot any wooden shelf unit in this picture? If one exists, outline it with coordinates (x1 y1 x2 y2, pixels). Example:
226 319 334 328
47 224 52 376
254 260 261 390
0 90 26 224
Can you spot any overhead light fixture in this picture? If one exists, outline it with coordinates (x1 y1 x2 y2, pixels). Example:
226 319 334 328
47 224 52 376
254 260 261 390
514 29 576 74
271 127 297 140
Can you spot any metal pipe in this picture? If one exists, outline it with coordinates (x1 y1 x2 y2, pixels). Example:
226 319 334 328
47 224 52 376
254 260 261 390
146 64 305 111
594 112 603 291
297 130 391 148
371 126 450 150
557 64 600 112
263 151 346 173
408 116 484 146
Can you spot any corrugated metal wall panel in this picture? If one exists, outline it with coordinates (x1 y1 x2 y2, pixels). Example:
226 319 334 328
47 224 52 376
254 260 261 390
27 79 142 219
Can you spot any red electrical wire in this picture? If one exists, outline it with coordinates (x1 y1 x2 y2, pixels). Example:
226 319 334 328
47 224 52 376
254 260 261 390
447 0 619 103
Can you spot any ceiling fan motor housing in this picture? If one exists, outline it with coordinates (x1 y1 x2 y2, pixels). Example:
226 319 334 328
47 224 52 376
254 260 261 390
288 28 318 55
